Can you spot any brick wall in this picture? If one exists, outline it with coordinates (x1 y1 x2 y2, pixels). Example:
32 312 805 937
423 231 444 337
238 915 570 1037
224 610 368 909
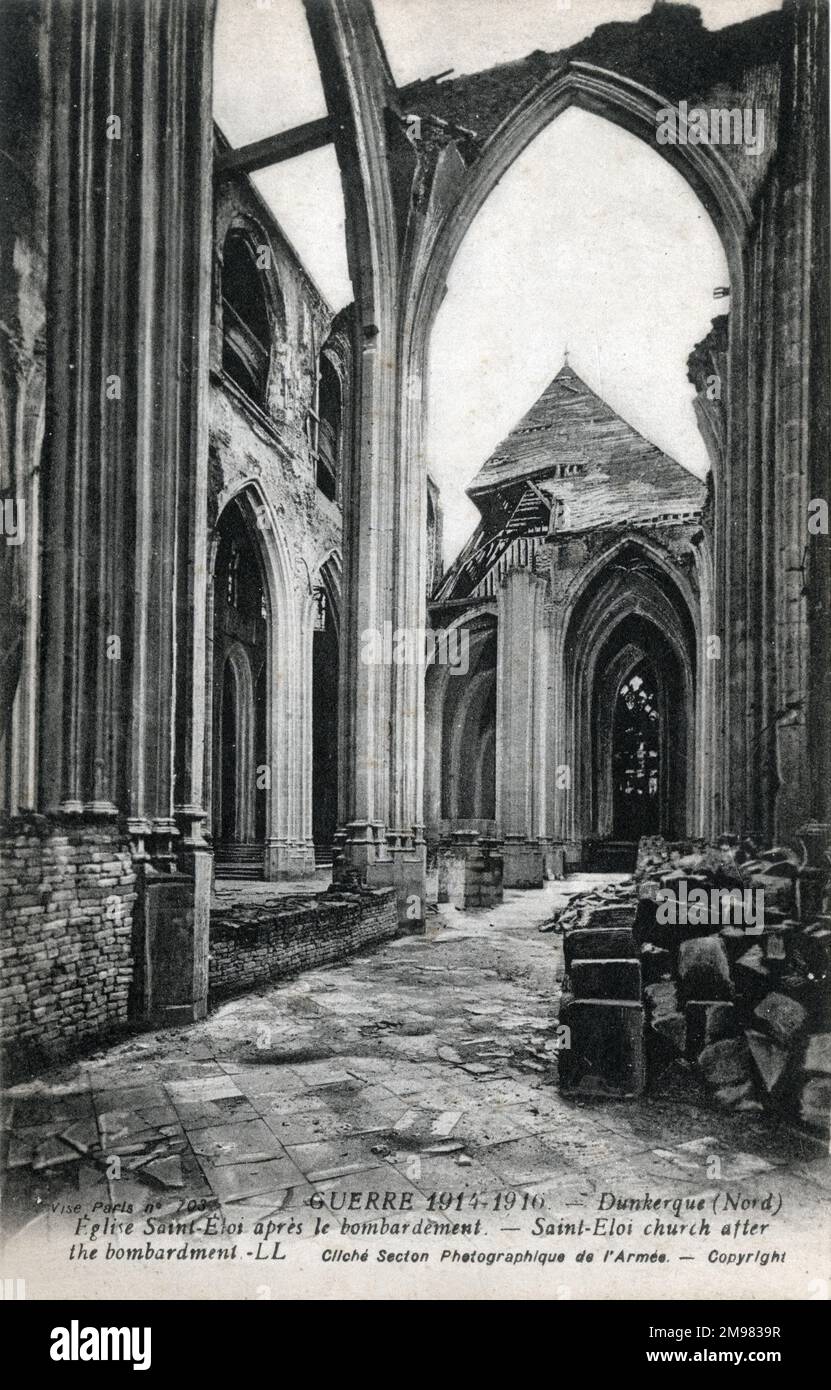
0 816 136 1076
209 888 399 1001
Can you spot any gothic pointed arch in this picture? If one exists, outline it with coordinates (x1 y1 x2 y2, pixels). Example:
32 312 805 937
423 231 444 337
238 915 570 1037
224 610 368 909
209 480 301 878
561 538 698 849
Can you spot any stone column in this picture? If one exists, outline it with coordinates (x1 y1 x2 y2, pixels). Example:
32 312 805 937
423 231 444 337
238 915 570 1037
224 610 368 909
496 569 545 887
533 600 554 876
305 0 426 926
770 0 829 838
424 662 453 843
40 0 215 1022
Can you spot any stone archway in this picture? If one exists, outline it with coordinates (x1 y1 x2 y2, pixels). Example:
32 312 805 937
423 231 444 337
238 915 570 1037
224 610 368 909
590 625 687 844
208 481 309 879
426 618 497 837
306 0 827 898
404 67 747 855
305 10 753 897
563 540 697 858
407 61 749 351
211 496 268 874
219 642 256 845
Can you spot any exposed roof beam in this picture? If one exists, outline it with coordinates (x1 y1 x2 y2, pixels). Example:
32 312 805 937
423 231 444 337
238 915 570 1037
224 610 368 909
215 116 337 178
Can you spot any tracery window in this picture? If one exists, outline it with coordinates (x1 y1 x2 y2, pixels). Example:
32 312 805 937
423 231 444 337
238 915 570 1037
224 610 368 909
612 666 660 836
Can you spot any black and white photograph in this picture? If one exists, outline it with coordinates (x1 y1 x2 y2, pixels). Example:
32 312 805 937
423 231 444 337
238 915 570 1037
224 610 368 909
1 0 830 1320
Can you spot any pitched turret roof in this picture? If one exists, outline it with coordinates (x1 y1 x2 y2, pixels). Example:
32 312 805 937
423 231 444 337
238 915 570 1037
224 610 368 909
466 362 705 530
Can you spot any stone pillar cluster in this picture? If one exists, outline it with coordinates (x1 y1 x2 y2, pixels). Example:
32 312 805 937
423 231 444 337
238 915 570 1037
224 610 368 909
37 0 215 1023
496 570 547 888
305 0 428 926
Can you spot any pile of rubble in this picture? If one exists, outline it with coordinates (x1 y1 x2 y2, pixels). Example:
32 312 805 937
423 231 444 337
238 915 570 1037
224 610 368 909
555 835 831 1141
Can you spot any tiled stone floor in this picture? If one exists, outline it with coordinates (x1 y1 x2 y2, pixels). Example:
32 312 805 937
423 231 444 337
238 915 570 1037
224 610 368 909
2 874 830 1299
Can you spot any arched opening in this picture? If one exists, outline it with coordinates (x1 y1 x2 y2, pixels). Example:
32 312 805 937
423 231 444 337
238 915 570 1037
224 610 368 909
474 689 496 821
221 228 271 407
428 105 729 565
315 354 341 500
565 542 697 864
219 646 257 844
254 661 267 844
417 68 747 856
439 624 497 830
212 495 269 876
312 577 339 864
220 657 239 842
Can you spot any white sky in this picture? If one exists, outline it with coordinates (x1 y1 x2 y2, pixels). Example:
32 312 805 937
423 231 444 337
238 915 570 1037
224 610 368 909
213 0 780 559
429 107 728 557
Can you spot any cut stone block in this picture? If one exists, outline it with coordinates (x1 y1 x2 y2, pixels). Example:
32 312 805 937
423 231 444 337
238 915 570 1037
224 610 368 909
734 944 772 1001
636 836 667 874
763 922 796 961
699 1036 753 1089
796 868 826 923
745 1029 790 1094
658 871 709 891
712 1081 756 1110
799 924 831 974
677 935 732 1003
584 904 636 931
753 992 807 1048
639 943 671 984
563 927 637 970
634 896 659 945
799 1076 831 1137
803 1034 831 1076
651 1012 687 1055
644 979 678 1018
744 872 794 915
686 1001 738 1057
558 999 645 1098
570 958 642 1001
720 925 756 966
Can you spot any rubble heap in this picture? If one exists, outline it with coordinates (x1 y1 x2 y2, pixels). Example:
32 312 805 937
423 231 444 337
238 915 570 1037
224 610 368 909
556 834 831 1142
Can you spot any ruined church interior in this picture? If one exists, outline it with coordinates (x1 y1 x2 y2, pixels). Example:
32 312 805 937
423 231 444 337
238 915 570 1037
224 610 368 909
1 0 830 1297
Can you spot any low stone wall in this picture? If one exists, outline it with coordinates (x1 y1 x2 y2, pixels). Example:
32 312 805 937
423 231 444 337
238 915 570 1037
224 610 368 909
557 835 831 1141
209 887 399 1000
0 815 137 1076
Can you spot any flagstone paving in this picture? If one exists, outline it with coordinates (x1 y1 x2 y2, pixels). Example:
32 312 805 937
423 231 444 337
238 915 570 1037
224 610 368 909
2 874 830 1290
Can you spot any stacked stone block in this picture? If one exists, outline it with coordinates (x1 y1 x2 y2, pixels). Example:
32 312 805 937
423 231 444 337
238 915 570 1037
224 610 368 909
636 838 831 1138
559 895 645 1098
556 834 831 1142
